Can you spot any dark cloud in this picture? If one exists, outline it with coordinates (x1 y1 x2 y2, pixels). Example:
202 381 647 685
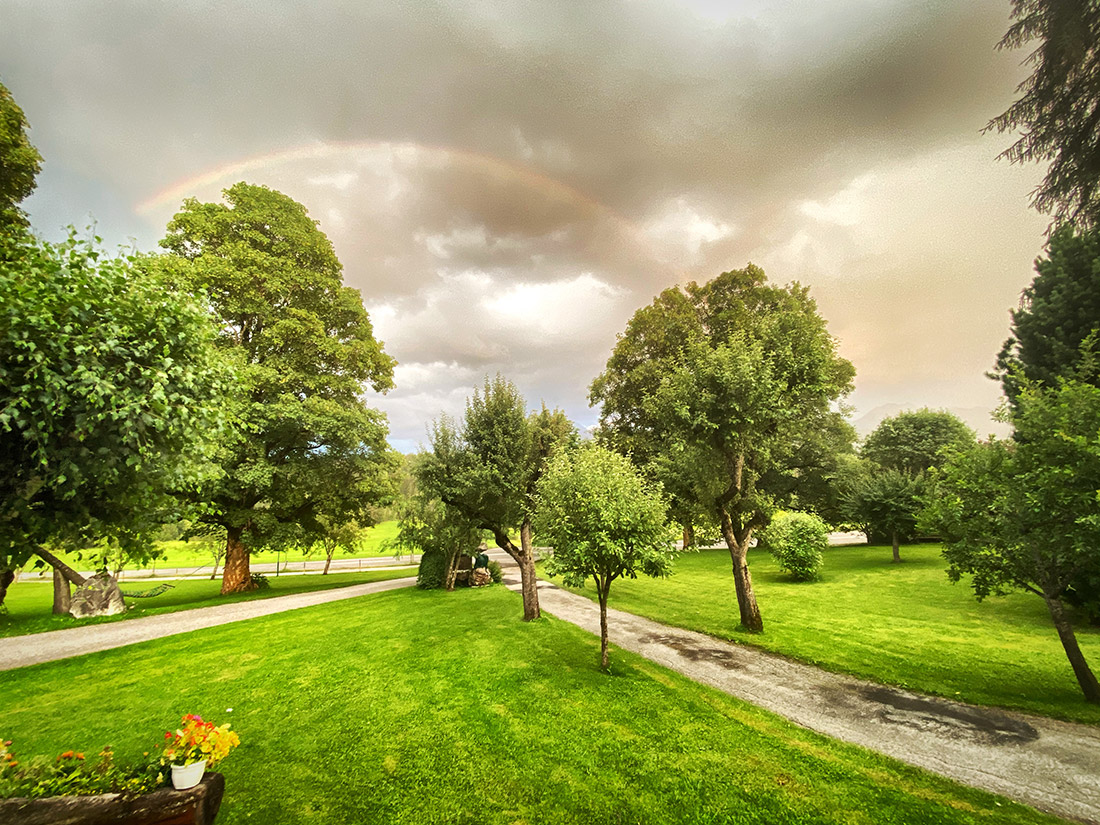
0 0 1047 448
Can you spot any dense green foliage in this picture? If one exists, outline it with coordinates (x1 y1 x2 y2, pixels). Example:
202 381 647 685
2 587 1067 824
0 233 229 599
418 376 573 618
761 512 826 581
845 470 926 560
860 409 976 475
0 746 161 799
0 80 42 233
536 444 675 667
992 224 1100 401
0 568 412 639
156 183 396 592
544 544 1100 724
987 1 1100 225
591 265 854 632
922 379 1100 702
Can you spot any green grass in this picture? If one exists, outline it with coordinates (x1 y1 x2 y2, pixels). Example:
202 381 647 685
543 543 1100 725
0 567 414 639
1 586 1067 825
39 520 404 574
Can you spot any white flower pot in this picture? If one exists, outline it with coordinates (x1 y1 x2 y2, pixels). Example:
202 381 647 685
170 759 207 790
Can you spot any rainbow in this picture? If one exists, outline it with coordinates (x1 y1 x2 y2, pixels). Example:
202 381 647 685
136 140 634 232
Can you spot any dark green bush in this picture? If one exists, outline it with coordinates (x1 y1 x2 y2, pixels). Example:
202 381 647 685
416 551 450 589
249 573 270 591
762 512 827 581
487 560 503 584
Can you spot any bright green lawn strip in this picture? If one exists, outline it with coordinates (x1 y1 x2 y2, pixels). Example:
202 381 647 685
0 568 413 640
2 587 1065 825
38 521 405 574
542 543 1100 725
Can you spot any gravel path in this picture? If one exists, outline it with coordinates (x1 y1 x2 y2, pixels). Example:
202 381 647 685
490 552 1100 824
0 576 415 671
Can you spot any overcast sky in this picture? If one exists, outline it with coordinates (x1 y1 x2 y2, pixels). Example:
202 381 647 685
2 0 1049 450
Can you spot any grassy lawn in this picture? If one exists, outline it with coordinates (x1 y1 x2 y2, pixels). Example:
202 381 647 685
0 567 414 639
542 543 1100 725
34 520 404 575
1 586 1066 825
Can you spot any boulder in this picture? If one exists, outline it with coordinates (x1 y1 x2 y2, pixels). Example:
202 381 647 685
69 572 128 619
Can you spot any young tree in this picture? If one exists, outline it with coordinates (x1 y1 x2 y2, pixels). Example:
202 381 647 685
860 409 976 475
417 377 574 619
845 470 925 562
992 224 1100 402
0 80 42 234
0 232 229 609
986 1 1100 226
591 265 854 632
156 182 396 593
921 379 1100 703
535 444 675 669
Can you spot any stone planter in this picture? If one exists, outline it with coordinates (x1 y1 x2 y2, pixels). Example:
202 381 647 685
0 771 224 825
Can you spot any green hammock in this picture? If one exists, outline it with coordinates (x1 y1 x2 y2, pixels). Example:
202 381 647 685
120 582 175 599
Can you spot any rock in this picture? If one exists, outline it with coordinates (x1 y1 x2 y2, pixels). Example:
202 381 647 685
470 568 491 587
69 572 128 619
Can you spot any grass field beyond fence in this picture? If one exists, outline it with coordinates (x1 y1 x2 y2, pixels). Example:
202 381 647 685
1 587 1066 825
544 543 1100 725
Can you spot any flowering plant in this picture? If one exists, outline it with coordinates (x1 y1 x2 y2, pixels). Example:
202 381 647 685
159 715 240 767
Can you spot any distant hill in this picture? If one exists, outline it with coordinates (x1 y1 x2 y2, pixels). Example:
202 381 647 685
850 404 1011 440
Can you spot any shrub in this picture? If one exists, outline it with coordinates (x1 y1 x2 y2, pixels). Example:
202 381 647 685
763 512 827 581
416 551 449 590
487 560 503 584
249 573 270 591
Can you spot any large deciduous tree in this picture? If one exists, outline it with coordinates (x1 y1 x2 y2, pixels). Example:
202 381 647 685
845 470 925 563
986 1 1100 226
417 376 574 620
860 409 976 475
157 182 396 593
922 379 1100 703
535 444 675 669
592 265 854 632
992 223 1100 402
0 232 229 607
0 80 42 235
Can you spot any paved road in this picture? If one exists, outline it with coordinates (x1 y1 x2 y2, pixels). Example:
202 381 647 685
488 550 1100 824
0 577 416 671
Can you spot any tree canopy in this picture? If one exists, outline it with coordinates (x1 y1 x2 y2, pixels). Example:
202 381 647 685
921 379 1100 702
987 1 1100 226
0 80 42 234
0 231 229 605
591 264 854 632
535 443 674 668
992 223 1100 402
156 182 397 593
860 409 976 475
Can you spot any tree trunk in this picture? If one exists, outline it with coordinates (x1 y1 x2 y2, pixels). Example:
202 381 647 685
209 561 219 580
0 568 14 609
493 529 540 620
718 509 763 633
1044 594 1100 703
220 525 256 594
323 549 333 575
598 583 610 670
444 550 459 592
52 566 71 615
891 530 901 563
682 522 695 550
34 548 86 587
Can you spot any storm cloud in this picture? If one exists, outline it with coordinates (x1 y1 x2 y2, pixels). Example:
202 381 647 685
2 0 1047 447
